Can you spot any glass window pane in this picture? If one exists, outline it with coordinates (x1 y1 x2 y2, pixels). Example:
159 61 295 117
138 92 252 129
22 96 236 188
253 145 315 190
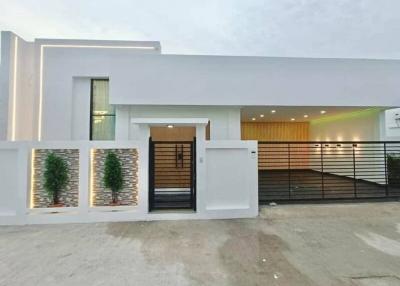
91 116 115 140
92 80 115 115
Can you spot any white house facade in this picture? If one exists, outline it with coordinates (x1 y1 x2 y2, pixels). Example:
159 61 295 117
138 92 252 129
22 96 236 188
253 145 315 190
0 31 399 225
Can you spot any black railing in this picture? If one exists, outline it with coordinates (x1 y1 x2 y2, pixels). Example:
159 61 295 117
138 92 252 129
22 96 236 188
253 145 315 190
258 141 400 203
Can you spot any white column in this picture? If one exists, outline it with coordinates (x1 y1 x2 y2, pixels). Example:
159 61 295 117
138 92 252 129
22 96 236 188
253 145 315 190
137 138 149 215
78 144 90 219
195 124 206 213
16 143 29 224
115 106 130 140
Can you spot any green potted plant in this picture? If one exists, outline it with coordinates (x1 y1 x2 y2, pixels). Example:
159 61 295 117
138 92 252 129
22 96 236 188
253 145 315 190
387 154 400 187
103 151 124 205
43 152 69 207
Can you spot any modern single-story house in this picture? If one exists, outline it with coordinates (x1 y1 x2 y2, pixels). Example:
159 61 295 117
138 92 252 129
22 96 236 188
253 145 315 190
0 31 399 225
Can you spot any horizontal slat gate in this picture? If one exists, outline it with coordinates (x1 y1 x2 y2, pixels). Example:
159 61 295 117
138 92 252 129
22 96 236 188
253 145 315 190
149 138 196 211
258 141 400 203
154 143 192 188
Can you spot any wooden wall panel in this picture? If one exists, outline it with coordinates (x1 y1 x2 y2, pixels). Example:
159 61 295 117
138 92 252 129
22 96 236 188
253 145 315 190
242 122 310 170
241 122 309 141
150 127 196 141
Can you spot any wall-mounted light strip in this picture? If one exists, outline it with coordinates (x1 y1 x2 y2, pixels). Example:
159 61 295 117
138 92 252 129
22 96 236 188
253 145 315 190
30 149 36 209
135 150 139 205
41 44 157 50
11 37 18 141
38 45 44 141
37 43 158 140
90 149 94 207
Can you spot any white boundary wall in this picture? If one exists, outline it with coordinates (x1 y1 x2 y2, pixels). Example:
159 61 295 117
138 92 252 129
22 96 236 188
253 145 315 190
0 140 258 225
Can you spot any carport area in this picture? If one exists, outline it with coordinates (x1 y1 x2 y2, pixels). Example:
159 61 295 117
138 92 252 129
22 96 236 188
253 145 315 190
258 141 400 203
259 169 400 202
240 106 400 204
1 203 400 285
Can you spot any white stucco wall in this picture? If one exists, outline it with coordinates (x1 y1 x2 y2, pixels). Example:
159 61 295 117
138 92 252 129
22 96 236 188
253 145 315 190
205 141 258 214
383 108 400 141
0 149 19 216
40 43 160 141
0 32 36 141
110 55 400 107
119 105 241 140
0 139 258 225
0 32 12 141
0 31 162 141
71 78 91 140
1 31 400 141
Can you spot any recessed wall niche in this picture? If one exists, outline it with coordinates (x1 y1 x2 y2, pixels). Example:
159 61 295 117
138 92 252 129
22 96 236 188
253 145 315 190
31 149 79 208
91 149 139 207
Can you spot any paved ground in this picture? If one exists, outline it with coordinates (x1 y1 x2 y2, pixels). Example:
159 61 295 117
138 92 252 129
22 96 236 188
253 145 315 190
1 203 400 286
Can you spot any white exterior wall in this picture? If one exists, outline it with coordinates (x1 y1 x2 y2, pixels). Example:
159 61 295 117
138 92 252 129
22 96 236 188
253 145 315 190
310 109 383 141
0 32 12 140
310 108 400 142
110 55 400 107
0 32 36 141
2 31 400 141
383 108 400 141
0 31 162 141
0 149 19 215
40 42 161 141
205 141 258 214
118 105 241 140
0 139 258 225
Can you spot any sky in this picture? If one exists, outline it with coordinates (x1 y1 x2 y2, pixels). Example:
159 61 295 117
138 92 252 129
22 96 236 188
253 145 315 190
1 0 400 59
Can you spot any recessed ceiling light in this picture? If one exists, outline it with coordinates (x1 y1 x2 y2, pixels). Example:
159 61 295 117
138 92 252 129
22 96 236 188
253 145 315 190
260 114 265 118
291 118 295 121
167 124 174 128
304 115 309 118
320 110 326 114
271 110 276 113
252 117 256 121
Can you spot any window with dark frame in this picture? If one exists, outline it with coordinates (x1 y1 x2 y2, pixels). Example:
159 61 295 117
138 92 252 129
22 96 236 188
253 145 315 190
90 79 115 140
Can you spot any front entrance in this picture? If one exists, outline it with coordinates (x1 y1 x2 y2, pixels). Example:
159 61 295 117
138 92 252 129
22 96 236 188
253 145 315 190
149 138 196 211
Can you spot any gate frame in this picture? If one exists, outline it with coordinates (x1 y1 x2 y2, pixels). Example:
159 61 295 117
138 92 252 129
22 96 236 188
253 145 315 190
148 137 197 211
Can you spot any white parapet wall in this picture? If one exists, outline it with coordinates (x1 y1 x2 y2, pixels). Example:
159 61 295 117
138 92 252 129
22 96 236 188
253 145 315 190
0 139 258 225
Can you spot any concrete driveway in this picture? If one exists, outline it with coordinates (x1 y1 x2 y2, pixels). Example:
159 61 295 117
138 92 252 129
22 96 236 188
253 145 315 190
0 203 400 286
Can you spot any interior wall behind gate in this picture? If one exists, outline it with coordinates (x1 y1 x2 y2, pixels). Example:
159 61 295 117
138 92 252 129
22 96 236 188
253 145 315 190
241 122 309 141
241 122 310 171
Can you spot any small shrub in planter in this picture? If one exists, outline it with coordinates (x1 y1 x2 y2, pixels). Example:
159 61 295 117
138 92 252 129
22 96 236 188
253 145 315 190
44 152 69 207
387 154 400 186
103 151 124 205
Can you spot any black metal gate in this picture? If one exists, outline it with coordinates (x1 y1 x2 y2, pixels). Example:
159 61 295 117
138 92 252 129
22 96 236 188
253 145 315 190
149 138 196 211
258 141 400 203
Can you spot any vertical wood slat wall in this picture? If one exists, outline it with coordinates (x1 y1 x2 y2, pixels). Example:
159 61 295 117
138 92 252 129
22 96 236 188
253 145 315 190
241 122 310 170
150 127 196 142
241 122 309 141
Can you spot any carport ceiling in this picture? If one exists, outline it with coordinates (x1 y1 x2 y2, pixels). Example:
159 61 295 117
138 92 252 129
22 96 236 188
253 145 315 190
241 106 381 122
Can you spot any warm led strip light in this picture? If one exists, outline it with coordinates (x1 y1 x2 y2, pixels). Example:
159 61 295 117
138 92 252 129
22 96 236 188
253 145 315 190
90 149 95 207
11 37 18 141
37 43 157 140
30 149 36 209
